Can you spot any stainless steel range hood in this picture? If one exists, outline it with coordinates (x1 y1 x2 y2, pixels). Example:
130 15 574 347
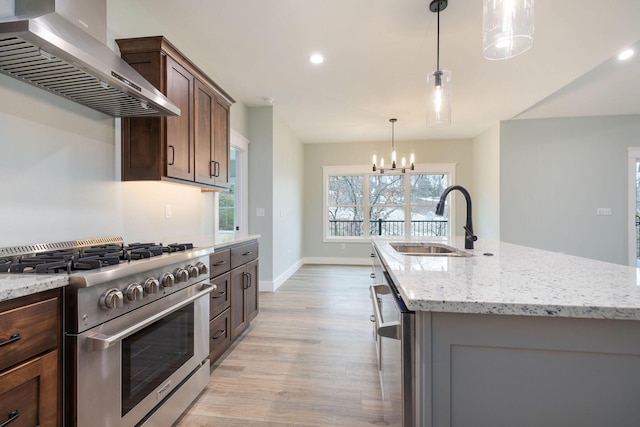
0 1 180 117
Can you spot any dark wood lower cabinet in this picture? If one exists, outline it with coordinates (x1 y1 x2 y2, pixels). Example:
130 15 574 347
208 240 259 365
0 350 58 427
0 289 61 427
209 308 231 363
230 259 259 341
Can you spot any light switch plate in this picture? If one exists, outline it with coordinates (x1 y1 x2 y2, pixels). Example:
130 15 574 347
165 204 172 219
256 208 265 217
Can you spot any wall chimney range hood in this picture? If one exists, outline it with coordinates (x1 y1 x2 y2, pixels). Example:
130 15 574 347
0 0 180 117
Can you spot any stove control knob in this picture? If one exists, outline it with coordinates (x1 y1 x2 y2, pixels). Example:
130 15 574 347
143 277 160 294
186 264 199 278
195 262 208 276
174 268 189 283
125 283 144 302
160 272 175 288
100 288 124 310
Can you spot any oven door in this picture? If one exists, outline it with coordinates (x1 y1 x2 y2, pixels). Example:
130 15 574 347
71 283 213 427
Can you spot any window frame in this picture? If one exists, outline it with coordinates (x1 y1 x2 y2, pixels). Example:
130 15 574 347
322 163 457 243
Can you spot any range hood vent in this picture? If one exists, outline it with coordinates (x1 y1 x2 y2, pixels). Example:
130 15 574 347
0 12 180 117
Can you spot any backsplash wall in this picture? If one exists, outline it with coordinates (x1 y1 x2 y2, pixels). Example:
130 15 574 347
0 71 214 247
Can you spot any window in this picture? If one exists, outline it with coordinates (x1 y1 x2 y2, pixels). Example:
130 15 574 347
218 147 236 232
217 131 249 234
323 164 455 241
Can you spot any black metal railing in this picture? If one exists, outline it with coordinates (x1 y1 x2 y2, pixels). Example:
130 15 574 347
329 219 448 237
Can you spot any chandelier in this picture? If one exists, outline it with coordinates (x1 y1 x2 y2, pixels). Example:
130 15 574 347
372 118 415 174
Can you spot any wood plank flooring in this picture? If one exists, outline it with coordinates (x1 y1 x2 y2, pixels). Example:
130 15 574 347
175 265 393 426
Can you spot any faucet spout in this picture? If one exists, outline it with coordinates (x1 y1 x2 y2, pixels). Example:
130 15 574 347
435 185 477 249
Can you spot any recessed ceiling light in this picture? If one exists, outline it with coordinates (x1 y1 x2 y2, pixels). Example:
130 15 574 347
618 49 634 61
309 53 324 64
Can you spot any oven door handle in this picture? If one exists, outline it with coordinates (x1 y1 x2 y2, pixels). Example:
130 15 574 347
84 283 216 352
370 284 401 340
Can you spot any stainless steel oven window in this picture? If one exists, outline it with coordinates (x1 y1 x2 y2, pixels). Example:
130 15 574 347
121 304 195 416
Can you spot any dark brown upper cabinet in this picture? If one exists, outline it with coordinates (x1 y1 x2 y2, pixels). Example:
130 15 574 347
116 36 234 189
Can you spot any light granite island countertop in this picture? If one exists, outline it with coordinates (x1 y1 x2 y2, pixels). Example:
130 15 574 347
372 237 640 427
374 236 640 320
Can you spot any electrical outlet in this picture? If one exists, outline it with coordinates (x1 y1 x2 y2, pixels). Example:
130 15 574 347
256 208 265 217
165 204 172 219
596 208 612 216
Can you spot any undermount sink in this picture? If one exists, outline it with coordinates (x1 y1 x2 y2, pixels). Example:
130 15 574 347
389 242 472 257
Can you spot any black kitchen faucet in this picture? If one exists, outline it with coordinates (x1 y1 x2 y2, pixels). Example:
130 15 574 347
435 185 477 249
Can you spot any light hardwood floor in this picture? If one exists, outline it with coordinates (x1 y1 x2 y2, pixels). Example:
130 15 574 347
176 265 393 426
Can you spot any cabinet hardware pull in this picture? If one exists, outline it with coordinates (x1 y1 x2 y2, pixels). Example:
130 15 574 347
370 273 376 278
212 329 226 340
212 291 226 299
0 410 19 427
214 161 220 177
248 272 252 288
242 251 252 256
213 260 227 266
209 160 215 178
0 333 21 348
168 145 175 166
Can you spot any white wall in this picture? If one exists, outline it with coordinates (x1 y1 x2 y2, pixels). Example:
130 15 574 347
247 106 304 289
473 124 500 240
500 115 640 265
247 107 274 281
272 110 304 284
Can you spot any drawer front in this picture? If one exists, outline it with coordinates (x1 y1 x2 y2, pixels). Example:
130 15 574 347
209 272 230 320
0 298 58 372
0 350 58 427
230 241 259 269
209 308 231 364
210 249 231 277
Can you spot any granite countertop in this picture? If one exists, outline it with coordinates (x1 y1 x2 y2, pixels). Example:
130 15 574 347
374 237 640 321
0 274 68 303
191 233 260 249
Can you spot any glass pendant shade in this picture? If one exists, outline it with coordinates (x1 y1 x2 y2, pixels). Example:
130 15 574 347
483 0 534 60
426 69 451 128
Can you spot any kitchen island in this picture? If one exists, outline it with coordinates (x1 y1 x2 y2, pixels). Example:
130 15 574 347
374 238 640 427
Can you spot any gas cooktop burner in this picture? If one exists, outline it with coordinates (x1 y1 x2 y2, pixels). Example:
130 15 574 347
0 240 196 274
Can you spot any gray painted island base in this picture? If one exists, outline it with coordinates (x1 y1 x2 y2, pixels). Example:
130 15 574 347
415 311 640 427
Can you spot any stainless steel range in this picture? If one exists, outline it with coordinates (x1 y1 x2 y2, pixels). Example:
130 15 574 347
0 237 215 427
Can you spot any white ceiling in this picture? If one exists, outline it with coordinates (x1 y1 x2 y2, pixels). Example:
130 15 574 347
135 0 640 143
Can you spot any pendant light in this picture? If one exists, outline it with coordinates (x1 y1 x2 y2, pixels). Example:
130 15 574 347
372 118 415 174
427 0 451 128
483 0 534 60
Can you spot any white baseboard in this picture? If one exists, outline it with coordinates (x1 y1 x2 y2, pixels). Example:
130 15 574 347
259 259 304 292
302 257 370 266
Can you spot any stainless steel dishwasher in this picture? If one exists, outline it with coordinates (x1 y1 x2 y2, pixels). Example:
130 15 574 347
370 244 416 427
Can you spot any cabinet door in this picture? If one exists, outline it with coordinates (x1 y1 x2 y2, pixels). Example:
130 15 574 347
229 266 248 340
246 259 259 322
194 79 215 186
213 98 230 188
166 55 194 181
0 350 58 427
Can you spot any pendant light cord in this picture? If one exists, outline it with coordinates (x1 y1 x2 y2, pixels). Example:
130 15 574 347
436 4 440 71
